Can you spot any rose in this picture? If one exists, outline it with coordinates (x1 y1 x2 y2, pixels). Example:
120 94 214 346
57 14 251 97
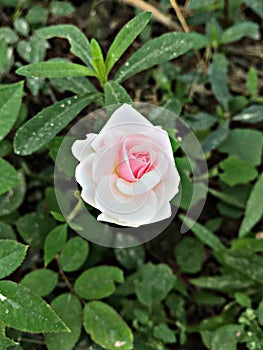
72 104 180 227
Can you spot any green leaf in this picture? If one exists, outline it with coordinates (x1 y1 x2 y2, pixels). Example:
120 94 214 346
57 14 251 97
0 158 21 195
83 301 133 350
219 128 262 166
0 172 26 216
16 62 96 78
0 39 7 72
0 82 24 141
105 12 152 74
0 27 18 44
221 21 260 44
36 25 92 67
90 39 106 84
0 281 69 333
180 215 226 253
17 212 56 248
246 67 258 97
60 236 89 272
182 112 218 130
233 105 263 124
234 292 251 308
256 299 263 326
219 156 258 186
50 1 75 17
210 324 243 350
190 275 255 292
0 334 17 350
202 121 229 152
20 269 58 297
187 32 209 49
14 18 29 37
114 245 145 270
26 5 48 24
104 81 132 107
44 224 67 266
115 32 192 83
50 76 98 94
222 249 263 284
0 222 16 240
17 35 48 63
135 263 175 306
45 294 82 350
14 93 96 155
74 266 124 299
153 323 176 344
232 238 263 252
209 53 231 109
243 0 263 19
0 240 28 279
174 237 205 273
239 173 263 236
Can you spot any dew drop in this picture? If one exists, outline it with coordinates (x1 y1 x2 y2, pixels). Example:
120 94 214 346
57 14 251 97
50 123 54 127
5 309 9 314
61 104 65 108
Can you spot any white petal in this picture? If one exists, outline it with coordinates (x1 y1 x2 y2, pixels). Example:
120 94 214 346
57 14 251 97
75 153 96 189
150 202 172 223
101 104 153 134
95 175 158 226
116 169 161 195
97 213 140 227
72 133 97 161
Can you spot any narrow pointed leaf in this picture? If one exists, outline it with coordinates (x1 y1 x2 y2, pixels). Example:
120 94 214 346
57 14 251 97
16 62 96 78
0 281 69 333
36 25 92 67
114 32 192 83
105 12 151 74
239 173 263 236
14 93 97 155
0 81 24 141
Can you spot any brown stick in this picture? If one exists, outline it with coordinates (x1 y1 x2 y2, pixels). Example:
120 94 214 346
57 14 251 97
120 0 182 31
170 0 190 32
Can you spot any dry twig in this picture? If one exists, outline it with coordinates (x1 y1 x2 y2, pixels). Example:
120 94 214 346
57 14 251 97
120 0 181 31
170 0 190 32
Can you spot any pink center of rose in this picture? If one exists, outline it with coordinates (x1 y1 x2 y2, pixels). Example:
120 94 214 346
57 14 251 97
116 136 155 182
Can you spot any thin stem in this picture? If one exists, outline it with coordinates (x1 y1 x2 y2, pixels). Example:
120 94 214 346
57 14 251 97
67 191 83 223
20 337 45 345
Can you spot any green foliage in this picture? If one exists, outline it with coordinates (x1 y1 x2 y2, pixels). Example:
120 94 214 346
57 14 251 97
0 82 24 141
60 236 89 272
0 281 68 332
0 240 28 279
20 269 58 297
45 293 82 350
84 301 134 350
75 266 123 299
0 2 262 349
14 93 97 155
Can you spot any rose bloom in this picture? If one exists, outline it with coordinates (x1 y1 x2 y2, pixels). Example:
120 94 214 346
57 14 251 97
72 104 180 227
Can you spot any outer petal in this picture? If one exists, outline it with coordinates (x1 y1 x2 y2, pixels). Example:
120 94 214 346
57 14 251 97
101 104 153 134
150 202 172 223
75 154 96 206
72 133 97 161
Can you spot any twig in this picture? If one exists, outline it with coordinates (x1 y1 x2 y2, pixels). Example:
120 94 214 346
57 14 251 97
170 0 190 32
120 0 182 31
